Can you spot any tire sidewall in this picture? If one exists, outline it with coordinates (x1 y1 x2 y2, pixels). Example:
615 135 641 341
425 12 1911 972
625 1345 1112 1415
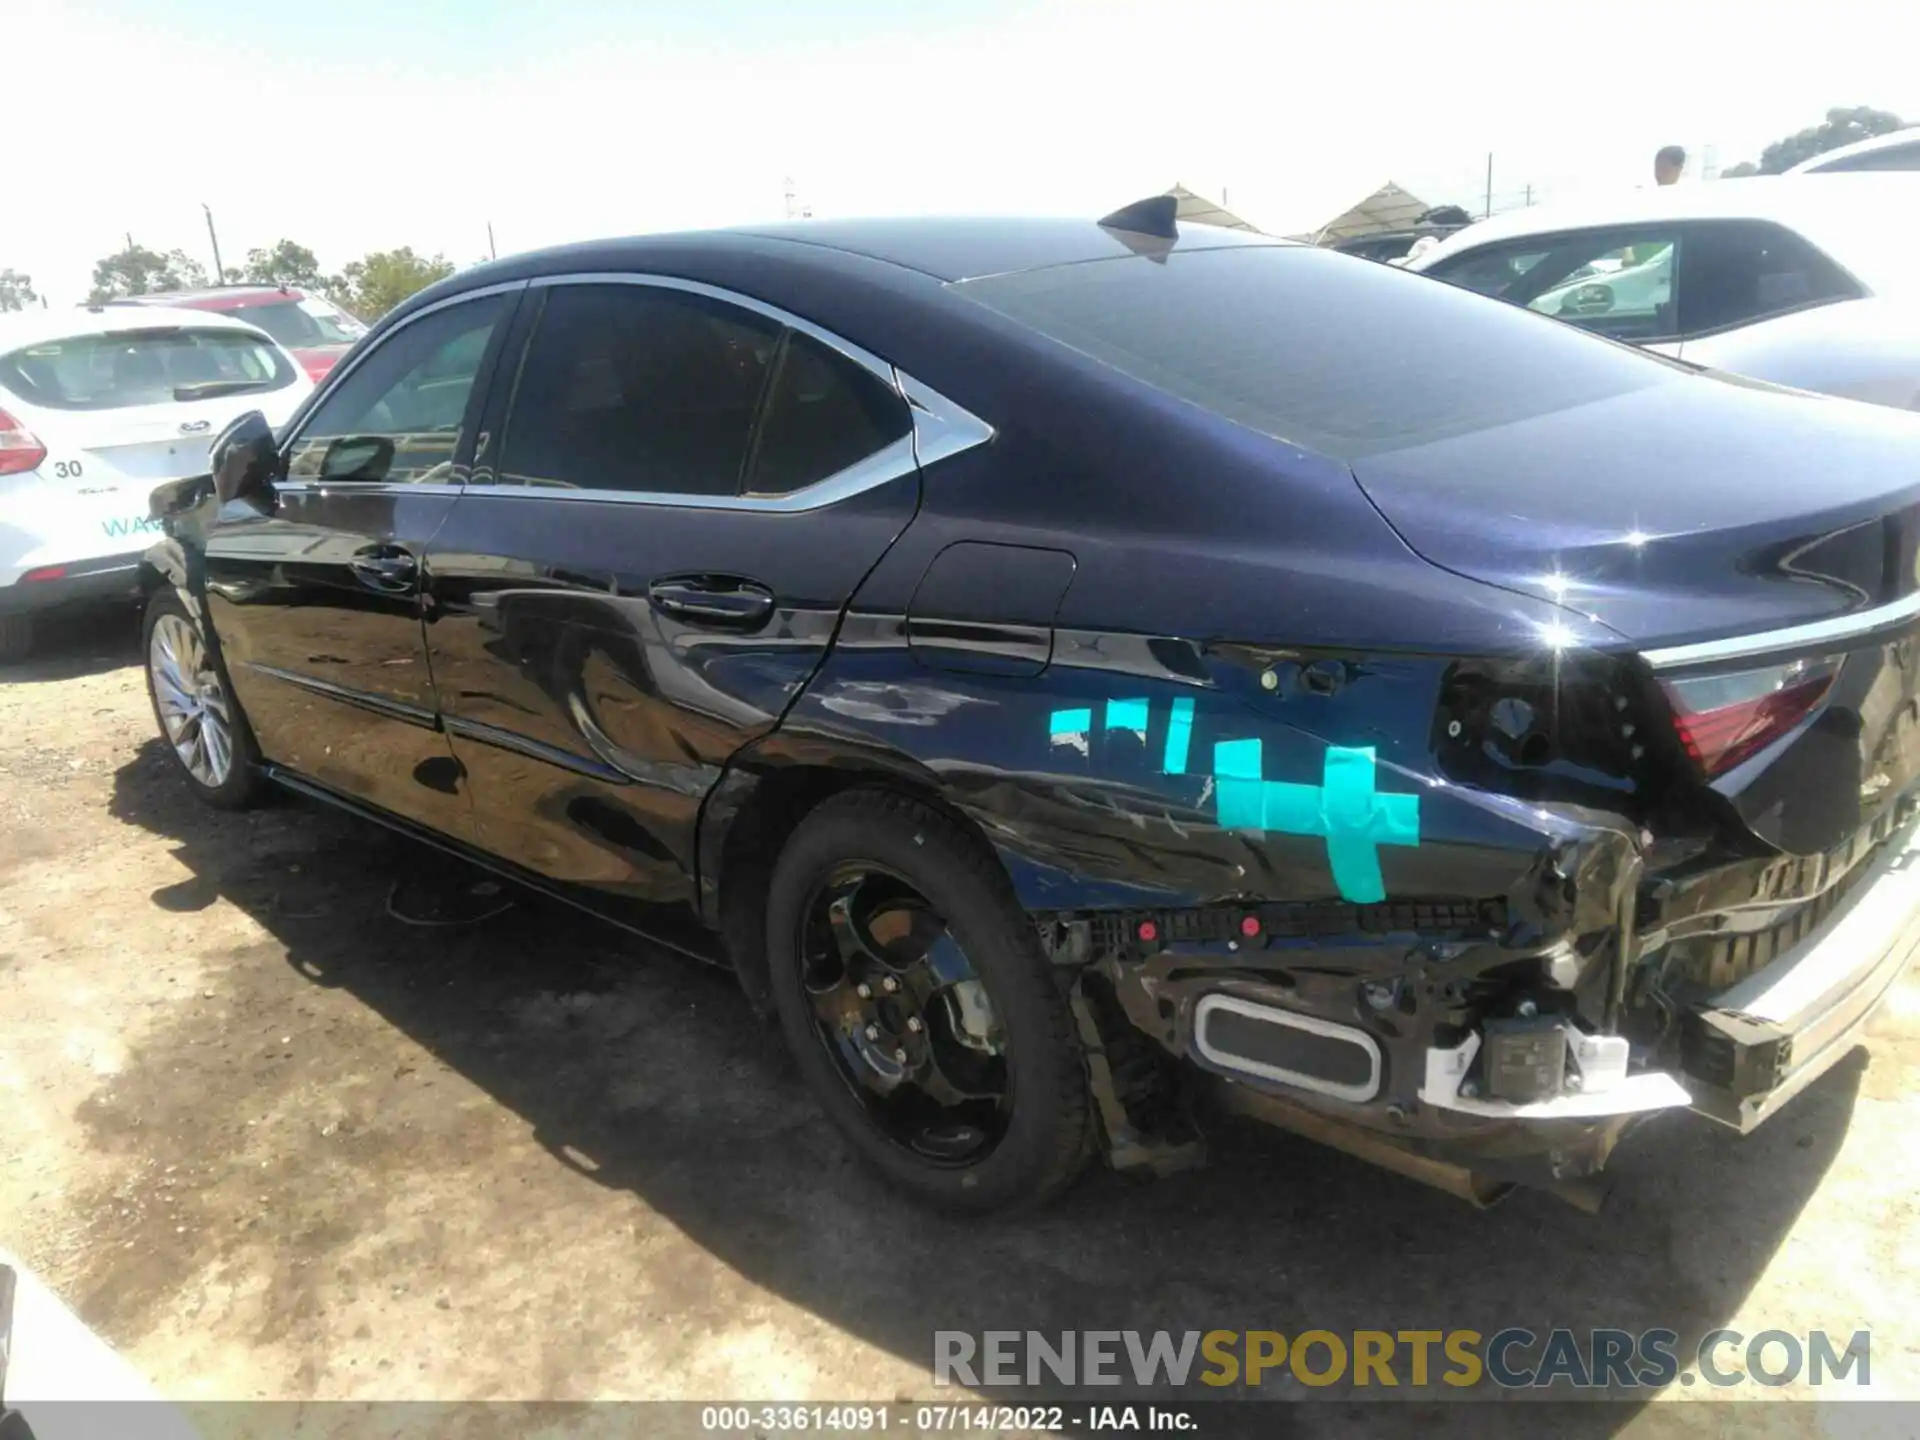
765 793 1083 1212
142 589 260 810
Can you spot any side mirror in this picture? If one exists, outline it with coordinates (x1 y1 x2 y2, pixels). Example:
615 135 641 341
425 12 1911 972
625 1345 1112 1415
319 435 396 484
210 411 279 505
148 473 212 521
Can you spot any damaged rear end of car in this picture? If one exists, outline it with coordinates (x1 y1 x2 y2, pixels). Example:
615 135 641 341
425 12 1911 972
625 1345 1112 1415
739 238 1920 1209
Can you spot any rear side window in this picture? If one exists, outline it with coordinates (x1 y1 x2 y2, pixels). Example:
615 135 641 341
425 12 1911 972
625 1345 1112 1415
744 332 912 497
499 284 780 496
229 298 365 348
0 327 297 412
1673 220 1858 336
1428 220 1859 345
959 244 1676 459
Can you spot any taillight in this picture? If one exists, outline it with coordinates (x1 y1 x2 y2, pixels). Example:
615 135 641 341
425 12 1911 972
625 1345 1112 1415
0 407 48 476
1660 657 1840 777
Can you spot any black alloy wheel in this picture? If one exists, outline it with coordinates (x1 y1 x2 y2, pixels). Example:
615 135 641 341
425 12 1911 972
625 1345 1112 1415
765 789 1091 1214
797 862 1012 1164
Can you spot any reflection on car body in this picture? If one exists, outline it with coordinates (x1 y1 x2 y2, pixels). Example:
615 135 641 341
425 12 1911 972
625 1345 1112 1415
138 201 1920 1214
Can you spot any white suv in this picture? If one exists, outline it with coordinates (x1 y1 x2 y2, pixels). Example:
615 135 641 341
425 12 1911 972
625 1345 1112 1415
0 306 312 660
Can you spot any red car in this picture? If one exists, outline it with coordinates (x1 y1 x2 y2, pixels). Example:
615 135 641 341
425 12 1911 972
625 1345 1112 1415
106 285 368 382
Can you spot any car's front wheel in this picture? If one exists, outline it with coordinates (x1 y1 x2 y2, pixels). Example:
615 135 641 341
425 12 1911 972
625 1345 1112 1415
765 789 1092 1214
142 589 264 810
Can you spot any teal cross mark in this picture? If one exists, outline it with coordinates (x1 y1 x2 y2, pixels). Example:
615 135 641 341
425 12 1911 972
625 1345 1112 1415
1213 739 1420 905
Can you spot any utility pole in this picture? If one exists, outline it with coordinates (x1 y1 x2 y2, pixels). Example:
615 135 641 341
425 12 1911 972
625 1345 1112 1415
202 204 225 284
783 177 812 221
1484 153 1494 218
1524 183 1533 207
487 222 497 260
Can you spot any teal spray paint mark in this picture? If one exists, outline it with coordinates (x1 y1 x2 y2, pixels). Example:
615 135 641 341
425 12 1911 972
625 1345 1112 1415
1212 739 1420 904
1162 696 1194 776
1105 697 1150 736
1044 698 1422 903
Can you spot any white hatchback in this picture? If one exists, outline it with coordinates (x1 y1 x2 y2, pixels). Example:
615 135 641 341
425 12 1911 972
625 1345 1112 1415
0 305 312 660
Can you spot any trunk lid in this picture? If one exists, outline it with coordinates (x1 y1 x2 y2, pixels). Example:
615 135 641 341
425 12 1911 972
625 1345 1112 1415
1348 374 1920 648
1350 373 1920 858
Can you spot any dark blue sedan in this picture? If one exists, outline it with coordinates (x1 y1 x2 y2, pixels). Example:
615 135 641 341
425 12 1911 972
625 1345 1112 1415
139 198 1920 1213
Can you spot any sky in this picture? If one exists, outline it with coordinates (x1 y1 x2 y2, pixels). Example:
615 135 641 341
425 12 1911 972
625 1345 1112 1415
7 0 1919 305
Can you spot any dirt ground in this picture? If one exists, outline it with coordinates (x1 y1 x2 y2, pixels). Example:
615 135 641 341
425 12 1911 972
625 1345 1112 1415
3 606 1919 1436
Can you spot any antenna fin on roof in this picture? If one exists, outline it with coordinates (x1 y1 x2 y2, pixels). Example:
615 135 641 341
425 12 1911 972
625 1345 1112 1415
1098 195 1179 239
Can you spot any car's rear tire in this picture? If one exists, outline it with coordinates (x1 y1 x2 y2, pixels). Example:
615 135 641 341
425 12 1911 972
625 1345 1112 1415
0 612 31 664
142 589 265 810
764 788 1091 1214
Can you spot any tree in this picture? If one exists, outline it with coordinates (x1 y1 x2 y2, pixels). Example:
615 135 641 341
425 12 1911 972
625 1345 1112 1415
1721 106 1906 177
325 247 455 321
88 243 209 302
0 268 38 312
241 239 324 288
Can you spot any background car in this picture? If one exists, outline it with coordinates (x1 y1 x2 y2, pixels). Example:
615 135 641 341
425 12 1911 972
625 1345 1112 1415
1408 173 1920 409
107 284 367 382
141 209 1920 1215
1788 125 1920 173
0 306 312 660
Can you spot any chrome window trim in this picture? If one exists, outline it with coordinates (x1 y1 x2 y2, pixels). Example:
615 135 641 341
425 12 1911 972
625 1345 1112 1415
1641 588 1920 670
272 481 467 500
482 434 921 514
279 270 996 513
899 370 996 471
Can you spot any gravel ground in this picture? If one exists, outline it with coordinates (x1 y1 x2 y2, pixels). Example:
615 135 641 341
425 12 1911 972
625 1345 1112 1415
2 606 1917 1438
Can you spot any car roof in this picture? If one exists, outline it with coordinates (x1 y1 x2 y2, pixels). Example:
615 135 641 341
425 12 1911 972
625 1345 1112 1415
0 304 275 350
1790 126 1920 172
115 285 304 309
1407 173 1918 292
459 214 1278 293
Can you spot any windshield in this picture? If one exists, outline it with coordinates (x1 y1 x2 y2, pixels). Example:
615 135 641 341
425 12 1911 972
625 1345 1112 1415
0 326 298 411
228 297 365 348
956 244 1679 459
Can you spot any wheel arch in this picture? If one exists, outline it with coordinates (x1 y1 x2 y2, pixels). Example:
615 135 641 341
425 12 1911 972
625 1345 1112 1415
698 744 1011 1019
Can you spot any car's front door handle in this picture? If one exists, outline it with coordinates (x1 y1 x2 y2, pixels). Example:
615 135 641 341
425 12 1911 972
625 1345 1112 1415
647 576 776 628
349 546 418 593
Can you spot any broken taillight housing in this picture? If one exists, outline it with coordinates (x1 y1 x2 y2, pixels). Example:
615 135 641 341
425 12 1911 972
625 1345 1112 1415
1660 656 1841 778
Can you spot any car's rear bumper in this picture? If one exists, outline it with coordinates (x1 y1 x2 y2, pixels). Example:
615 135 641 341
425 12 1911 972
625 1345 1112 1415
0 553 147 615
1681 815 1920 1131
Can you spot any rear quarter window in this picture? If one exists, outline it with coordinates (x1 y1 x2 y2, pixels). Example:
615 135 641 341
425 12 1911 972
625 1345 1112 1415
956 244 1678 459
0 327 296 411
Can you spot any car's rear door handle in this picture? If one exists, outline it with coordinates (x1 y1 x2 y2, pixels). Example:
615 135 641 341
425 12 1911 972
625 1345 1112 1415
648 576 776 628
349 546 418 593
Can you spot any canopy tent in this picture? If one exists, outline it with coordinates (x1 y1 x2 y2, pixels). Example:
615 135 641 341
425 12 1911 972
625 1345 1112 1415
1164 184 1263 233
1160 179 1434 245
1287 181 1432 243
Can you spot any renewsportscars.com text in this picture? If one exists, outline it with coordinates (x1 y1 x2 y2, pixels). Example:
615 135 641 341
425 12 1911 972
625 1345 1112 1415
934 1328 1871 1390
